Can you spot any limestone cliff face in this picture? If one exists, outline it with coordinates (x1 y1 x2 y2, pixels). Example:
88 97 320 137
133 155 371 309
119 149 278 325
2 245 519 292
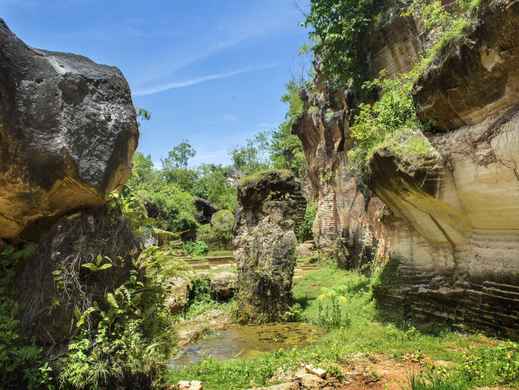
292 13 422 268
293 85 389 268
298 0 519 336
371 0 519 337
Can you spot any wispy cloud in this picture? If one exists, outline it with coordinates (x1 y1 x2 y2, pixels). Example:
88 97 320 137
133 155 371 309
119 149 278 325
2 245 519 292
133 64 277 97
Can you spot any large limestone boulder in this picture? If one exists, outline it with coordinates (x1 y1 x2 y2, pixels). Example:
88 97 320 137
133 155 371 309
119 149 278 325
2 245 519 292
210 271 237 301
0 19 138 239
234 171 305 323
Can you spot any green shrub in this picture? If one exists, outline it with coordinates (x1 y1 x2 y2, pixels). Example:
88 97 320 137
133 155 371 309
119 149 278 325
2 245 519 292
296 202 317 242
183 240 209 257
348 75 425 171
411 342 519 389
316 286 351 329
58 246 179 389
197 210 235 250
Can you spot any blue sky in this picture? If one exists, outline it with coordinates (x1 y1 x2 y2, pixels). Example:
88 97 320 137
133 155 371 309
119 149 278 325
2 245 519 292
2 0 311 166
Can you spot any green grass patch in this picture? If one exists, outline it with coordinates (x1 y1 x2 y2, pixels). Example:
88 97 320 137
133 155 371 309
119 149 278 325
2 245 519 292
167 265 508 390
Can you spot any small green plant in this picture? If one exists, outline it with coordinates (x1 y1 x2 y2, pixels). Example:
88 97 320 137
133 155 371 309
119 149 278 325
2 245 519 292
316 286 350 329
81 254 113 272
0 244 54 389
282 303 304 322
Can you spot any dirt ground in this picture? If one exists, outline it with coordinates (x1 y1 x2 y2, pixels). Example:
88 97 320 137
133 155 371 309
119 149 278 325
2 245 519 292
337 354 423 390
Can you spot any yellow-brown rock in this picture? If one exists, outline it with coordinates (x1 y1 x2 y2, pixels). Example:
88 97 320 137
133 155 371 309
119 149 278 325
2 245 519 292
0 19 138 238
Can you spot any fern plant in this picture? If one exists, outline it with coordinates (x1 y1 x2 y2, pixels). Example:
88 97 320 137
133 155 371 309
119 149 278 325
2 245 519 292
81 254 113 272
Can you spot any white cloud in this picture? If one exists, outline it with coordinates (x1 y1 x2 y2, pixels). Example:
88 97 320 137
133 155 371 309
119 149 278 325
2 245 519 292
133 64 277 97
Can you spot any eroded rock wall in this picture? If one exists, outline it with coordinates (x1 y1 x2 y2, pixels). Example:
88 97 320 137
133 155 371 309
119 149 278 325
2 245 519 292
293 85 389 267
370 0 519 336
298 0 519 336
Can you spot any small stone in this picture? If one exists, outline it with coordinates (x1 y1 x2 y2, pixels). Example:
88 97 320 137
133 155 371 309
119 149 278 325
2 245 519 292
177 380 203 390
249 383 298 390
304 364 327 378
298 373 325 389
166 277 191 314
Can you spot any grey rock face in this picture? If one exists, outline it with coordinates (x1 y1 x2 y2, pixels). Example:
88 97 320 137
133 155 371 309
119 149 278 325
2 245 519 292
210 271 237 301
16 206 140 347
234 171 306 323
0 19 138 238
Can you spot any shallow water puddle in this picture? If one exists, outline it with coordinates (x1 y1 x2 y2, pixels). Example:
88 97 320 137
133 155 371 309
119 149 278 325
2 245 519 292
170 322 323 368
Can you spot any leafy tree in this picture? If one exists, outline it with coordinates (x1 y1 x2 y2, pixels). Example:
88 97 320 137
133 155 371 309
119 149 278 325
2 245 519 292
127 152 156 188
305 0 384 89
162 140 196 169
161 141 198 192
193 164 237 210
230 131 271 175
271 81 306 176
162 167 198 194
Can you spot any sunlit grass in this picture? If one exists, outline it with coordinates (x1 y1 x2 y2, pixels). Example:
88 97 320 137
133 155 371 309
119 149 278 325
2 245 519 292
166 265 513 390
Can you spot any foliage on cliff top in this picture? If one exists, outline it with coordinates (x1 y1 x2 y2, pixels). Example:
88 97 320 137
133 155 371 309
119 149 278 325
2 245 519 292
304 0 385 89
238 168 294 188
343 0 480 172
348 75 436 171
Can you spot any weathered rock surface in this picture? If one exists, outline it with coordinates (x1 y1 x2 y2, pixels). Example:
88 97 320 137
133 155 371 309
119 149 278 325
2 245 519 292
166 276 191 314
295 0 519 336
210 271 236 301
252 365 339 390
415 1 519 130
369 0 519 337
293 80 389 268
0 19 138 238
16 205 140 346
175 380 203 390
234 171 305 323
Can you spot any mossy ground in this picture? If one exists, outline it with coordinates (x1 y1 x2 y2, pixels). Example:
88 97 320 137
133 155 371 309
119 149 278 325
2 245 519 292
166 263 518 390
